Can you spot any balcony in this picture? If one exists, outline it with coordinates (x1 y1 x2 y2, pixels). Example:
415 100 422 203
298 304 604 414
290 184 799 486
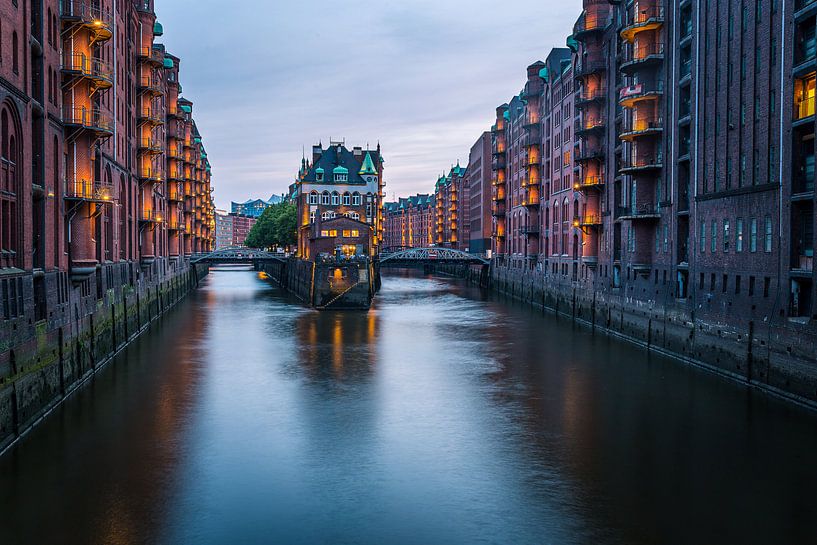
620 116 663 140
574 11 610 39
491 201 506 217
575 214 603 228
64 179 113 202
168 183 184 202
138 138 163 155
574 175 605 190
61 53 113 90
139 46 164 66
63 107 114 137
618 82 663 107
621 6 665 42
138 75 163 96
621 42 665 73
794 94 816 122
617 204 661 220
620 152 663 174
492 156 507 170
575 116 605 135
575 145 604 163
574 60 607 79
138 108 164 126
796 0 817 18
167 146 184 160
519 225 540 236
575 87 607 106
139 210 159 223
139 168 162 184
60 0 113 43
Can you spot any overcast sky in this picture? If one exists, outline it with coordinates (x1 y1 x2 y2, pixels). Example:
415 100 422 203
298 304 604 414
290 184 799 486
154 0 582 209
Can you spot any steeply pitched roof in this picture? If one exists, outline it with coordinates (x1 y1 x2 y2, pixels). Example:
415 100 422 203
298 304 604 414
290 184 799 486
302 144 381 185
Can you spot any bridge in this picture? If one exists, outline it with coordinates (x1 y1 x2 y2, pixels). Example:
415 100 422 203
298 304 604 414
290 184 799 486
191 247 287 265
379 247 490 265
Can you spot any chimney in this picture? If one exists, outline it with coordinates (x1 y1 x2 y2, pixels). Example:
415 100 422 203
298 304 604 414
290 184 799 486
353 146 362 157
312 144 322 165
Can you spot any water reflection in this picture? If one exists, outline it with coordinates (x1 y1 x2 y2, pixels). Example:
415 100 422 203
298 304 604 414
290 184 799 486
0 268 815 545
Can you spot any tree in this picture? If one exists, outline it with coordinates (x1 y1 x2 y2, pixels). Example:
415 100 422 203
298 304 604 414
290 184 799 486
245 202 297 249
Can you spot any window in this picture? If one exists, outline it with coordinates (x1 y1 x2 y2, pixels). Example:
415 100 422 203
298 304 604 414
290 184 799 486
663 225 669 253
352 193 361 205
331 192 339 206
764 216 773 252
309 191 318 205
736 218 744 252
342 230 351 238
12 31 19 74
320 230 329 237
700 222 706 253
343 193 350 205
329 229 337 237
351 229 359 237
316 170 324 182
723 219 730 252
309 211 316 223
750 218 758 252
711 220 717 252
321 191 330 205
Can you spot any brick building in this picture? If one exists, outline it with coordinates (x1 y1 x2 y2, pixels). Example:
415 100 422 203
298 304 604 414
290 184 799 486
215 210 232 249
383 194 435 250
0 0 214 301
467 132 492 254
434 164 469 250
483 0 817 323
294 142 384 260
230 214 256 247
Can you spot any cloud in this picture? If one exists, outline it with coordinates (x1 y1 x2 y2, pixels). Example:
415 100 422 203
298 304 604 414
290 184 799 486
154 0 583 208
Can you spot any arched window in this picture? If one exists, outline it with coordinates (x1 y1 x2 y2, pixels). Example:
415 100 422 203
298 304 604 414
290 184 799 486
309 191 318 205
321 191 330 205
331 191 340 205
342 192 351 205
1 105 20 268
352 192 361 206
309 210 316 223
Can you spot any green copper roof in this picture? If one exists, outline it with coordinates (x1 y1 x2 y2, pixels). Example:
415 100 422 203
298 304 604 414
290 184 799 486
163 57 174 69
358 151 377 175
180 104 192 113
566 35 578 52
194 136 202 144
539 67 549 82
333 165 349 174
315 167 324 173
154 21 164 36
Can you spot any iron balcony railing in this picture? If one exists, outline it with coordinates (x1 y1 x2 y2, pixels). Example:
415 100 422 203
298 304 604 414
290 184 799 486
63 107 114 134
576 214 603 226
621 42 665 69
795 94 816 120
575 175 606 189
618 81 664 105
621 116 664 136
624 5 665 28
139 168 162 183
621 152 664 171
138 108 164 125
61 53 113 87
617 204 661 218
138 138 163 154
138 75 163 94
59 0 113 32
574 11 611 37
576 87 607 105
139 46 164 65
64 178 113 201
574 60 607 79
575 116 605 133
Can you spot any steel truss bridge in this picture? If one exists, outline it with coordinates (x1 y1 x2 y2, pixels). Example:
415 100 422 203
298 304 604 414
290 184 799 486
191 247 286 265
379 247 490 265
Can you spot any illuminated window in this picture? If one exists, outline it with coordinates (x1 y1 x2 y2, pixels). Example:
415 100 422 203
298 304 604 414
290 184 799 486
320 230 329 237
351 230 359 237
329 229 338 237
342 230 351 237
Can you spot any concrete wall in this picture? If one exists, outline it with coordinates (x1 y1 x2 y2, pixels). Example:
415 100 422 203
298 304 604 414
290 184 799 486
0 260 208 453
480 263 817 409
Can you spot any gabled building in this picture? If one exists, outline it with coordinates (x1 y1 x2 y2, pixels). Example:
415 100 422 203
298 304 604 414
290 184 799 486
295 142 384 260
383 194 436 250
434 164 469 250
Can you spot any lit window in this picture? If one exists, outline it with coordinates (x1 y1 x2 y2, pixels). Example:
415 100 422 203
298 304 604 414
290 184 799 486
351 229 359 237
320 230 329 237
329 229 338 237
736 218 744 252
342 230 351 237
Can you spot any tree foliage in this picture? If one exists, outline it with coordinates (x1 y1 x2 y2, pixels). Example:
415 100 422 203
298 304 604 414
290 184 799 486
244 201 297 249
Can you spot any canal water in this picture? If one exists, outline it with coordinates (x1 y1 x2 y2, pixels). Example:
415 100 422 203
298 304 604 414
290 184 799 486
1 267 816 545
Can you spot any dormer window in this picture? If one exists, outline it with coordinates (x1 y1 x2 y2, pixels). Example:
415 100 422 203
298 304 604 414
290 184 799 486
333 165 349 182
315 167 324 182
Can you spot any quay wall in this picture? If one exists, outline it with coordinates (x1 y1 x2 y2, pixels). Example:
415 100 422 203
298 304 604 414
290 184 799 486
461 263 817 410
0 260 209 453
